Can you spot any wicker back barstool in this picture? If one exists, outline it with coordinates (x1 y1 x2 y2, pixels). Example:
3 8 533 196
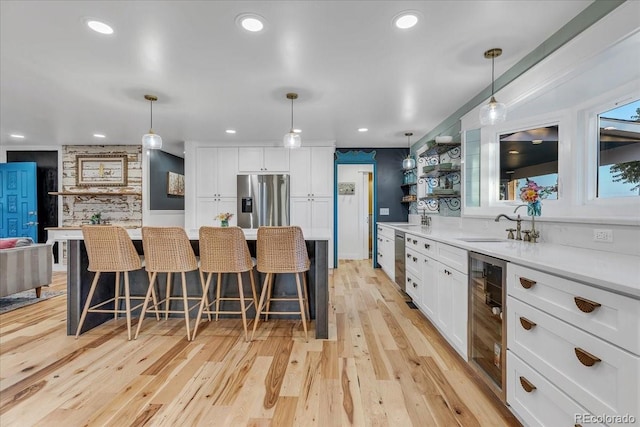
251 226 311 341
134 226 200 341
76 225 158 340
192 226 258 341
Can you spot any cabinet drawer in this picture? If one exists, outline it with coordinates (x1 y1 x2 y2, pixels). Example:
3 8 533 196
436 243 467 274
377 225 394 240
508 263 640 355
405 233 437 258
406 270 421 302
405 247 423 277
508 297 640 419
507 351 605 427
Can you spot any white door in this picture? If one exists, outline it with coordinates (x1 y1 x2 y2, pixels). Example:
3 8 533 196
310 147 335 197
263 147 290 172
196 147 219 197
289 147 311 197
238 147 263 172
421 256 438 320
311 197 332 229
450 268 468 359
359 171 371 259
217 147 238 197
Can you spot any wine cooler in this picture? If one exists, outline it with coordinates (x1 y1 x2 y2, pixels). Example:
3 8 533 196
468 252 507 402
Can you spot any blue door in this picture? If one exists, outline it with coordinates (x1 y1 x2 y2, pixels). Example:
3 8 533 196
0 162 38 241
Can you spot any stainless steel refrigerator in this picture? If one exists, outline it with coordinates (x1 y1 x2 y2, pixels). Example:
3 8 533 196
237 174 290 229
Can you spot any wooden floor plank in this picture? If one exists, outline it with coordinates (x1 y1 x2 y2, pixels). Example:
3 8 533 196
0 261 521 426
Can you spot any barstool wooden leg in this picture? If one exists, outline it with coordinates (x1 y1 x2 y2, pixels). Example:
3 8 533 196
114 272 121 320
215 272 223 321
251 272 271 341
249 268 258 312
124 271 132 340
135 271 158 339
198 270 212 322
75 272 101 339
165 273 173 320
237 273 249 342
265 273 275 321
302 272 310 321
193 271 214 340
181 272 191 341
295 272 308 341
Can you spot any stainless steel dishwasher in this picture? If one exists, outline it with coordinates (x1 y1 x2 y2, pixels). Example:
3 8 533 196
394 231 405 290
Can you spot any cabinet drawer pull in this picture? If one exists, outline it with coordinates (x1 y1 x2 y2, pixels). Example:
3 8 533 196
519 376 536 393
519 317 536 330
407 253 411 258
519 277 536 289
574 347 601 367
412 256 417 262
424 243 430 250
412 239 417 244
574 296 601 313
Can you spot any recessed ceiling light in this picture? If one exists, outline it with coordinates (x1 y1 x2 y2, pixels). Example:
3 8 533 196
86 20 114 35
506 170 515 174
293 129 302 133
10 134 25 139
531 139 543 145
358 128 368 132
393 11 419 29
225 129 236 134
508 150 519 154
604 126 617 130
93 133 106 138
236 14 266 32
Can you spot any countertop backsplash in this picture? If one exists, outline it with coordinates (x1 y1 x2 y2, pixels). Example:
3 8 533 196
407 214 639 257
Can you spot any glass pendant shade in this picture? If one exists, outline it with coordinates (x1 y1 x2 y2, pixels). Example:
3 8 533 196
479 48 507 126
142 131 162 149
402 131 415 170
283 93 301 149
283 131 301 149
402 156 416 170
142 95 162 150
479 96 507 126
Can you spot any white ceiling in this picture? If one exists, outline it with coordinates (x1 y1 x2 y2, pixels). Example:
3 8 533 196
0 0 594 156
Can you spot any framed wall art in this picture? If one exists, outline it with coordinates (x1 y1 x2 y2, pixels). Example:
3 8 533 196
338 182 355 195
76 154 128 186
167 171 185 196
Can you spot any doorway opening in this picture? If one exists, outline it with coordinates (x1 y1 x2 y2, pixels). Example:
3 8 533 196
6 151 59 260
334 151 377 268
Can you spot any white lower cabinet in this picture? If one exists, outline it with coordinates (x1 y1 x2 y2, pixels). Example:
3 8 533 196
507 264 640 427
507 351 606 427
403 233 468 360
435 260 468 359
376 225 395 282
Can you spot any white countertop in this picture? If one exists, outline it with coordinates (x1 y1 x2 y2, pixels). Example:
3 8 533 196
379 222 640 299
46 227 332 242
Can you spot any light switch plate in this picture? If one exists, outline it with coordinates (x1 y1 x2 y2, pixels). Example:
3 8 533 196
380 208 390 216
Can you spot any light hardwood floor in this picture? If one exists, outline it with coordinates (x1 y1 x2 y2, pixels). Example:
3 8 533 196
0 260 520 426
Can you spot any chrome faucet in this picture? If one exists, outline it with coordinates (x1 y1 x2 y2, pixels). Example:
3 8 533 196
514 204 540 243
494 213 522 240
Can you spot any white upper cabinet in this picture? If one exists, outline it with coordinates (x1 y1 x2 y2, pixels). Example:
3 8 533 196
238 147 290 172
196 147 238 197
289 146 335 197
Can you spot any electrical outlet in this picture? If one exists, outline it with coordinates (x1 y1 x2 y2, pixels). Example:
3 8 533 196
593 229 613 243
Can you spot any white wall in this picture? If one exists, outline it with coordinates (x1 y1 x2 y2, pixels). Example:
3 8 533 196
337 164 373 259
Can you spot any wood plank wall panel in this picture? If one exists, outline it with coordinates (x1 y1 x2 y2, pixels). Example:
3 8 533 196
61 145 142 228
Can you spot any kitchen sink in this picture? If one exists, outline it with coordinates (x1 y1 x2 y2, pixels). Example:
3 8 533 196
456 237 509 242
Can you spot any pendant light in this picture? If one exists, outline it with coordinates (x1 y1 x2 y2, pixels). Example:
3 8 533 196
402 132 416 170
142 94 162 150
479 48 507 126
283 92 301 149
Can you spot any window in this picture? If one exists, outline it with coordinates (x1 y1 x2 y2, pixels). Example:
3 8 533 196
498 125 559 201
597 99 640 198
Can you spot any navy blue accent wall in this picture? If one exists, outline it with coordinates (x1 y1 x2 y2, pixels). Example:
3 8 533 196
336 148 408 223
149 150 184 210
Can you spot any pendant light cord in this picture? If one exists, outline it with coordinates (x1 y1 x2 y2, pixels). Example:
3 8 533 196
150 99 153 130
290 97 294 131
491 55 495 96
